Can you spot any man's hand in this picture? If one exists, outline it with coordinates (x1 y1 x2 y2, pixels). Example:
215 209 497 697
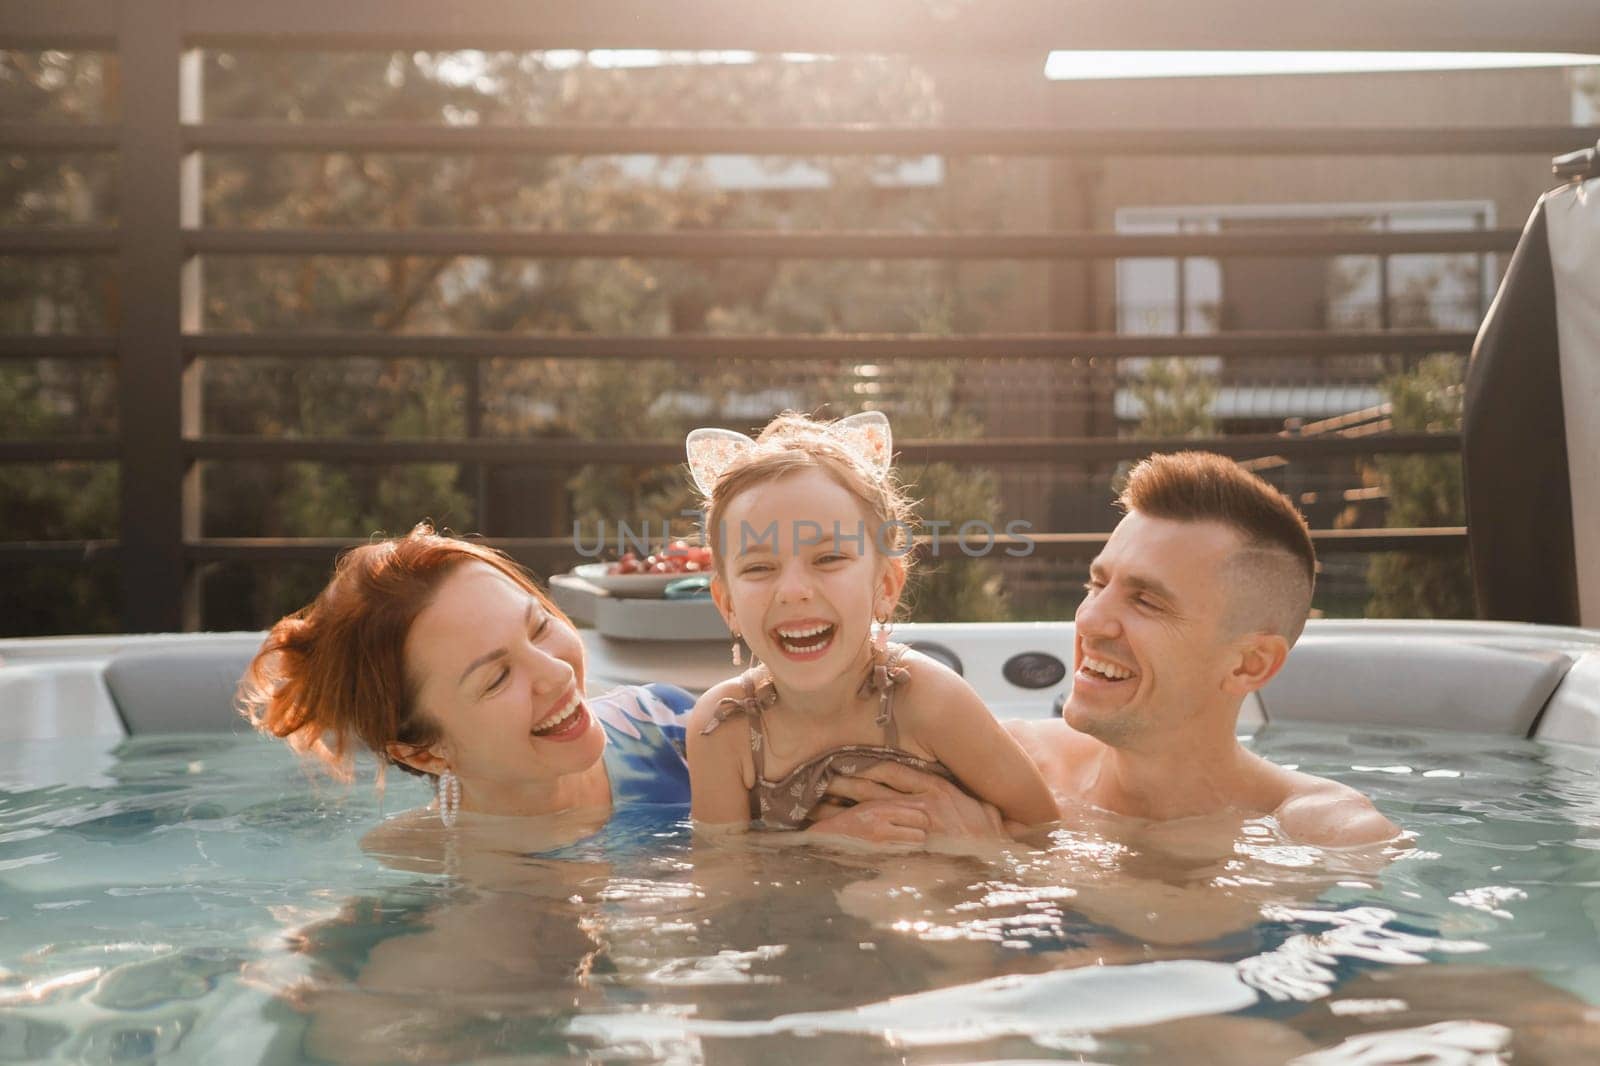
818 762 1012 841
804 798 931 846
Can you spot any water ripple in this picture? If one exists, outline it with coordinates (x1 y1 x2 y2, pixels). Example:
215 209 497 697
1238 906 1487 1002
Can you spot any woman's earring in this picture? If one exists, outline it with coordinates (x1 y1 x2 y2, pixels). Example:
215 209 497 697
731 631 743 668
437 768 461 829
872 612 892 654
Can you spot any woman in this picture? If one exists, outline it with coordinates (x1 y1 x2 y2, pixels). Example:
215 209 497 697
240 525 693 856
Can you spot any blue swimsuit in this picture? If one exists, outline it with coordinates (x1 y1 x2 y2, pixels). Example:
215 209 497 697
532 684 693 861
592 683 693 808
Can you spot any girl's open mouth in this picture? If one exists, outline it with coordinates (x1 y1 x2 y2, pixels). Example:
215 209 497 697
771 622 837 660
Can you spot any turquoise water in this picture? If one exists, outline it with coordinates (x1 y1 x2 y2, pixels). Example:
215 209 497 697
2 726 1599 1064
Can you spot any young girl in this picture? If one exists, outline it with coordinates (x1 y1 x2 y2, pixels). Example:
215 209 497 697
683 411 1059 832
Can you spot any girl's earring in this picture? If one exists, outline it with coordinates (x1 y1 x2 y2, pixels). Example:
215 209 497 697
731 631 743 668
872 612 892 653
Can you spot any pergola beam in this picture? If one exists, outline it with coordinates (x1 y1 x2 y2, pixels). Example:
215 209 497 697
183 432 1462 466
182 226 1519 260
0 0 116 48
179 0 1600 54
186 123 1600 158
184 329 1476 362
7 1 1593 60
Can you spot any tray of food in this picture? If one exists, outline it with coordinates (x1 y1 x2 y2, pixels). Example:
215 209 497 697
552 540 726 642
568 541 713 599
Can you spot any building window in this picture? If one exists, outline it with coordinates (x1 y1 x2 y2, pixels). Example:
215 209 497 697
1113 200 1495 431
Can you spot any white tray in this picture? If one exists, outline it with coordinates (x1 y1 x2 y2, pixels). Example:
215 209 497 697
569 562 685 598
550 572 728 642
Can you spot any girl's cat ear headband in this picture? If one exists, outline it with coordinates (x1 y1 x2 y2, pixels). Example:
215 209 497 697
685 411 892 497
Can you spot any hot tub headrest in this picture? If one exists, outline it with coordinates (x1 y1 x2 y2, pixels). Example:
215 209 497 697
1258 636 1573 735
103 642 263 734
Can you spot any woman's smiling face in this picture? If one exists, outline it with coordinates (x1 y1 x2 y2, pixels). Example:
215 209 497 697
402 563 605 796
711 467 903 691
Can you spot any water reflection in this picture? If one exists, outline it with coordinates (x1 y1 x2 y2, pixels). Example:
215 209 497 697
1290 1018 1512 1065
1238 906 1486 1003
257 798 1413 1063
1282 966 1600 1065
6 726 1600 1063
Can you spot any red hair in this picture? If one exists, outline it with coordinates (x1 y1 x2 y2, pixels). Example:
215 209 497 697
238 525 570 781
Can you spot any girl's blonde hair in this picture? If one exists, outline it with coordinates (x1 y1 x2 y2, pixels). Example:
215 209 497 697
698 412 917 590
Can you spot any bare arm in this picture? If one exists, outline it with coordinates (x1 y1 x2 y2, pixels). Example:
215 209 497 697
897 661 1059 828
685 682 756 826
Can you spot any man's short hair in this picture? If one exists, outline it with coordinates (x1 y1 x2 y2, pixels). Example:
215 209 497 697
1118 451 1316 642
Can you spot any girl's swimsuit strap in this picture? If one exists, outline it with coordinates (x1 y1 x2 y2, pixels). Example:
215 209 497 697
857 642 911 741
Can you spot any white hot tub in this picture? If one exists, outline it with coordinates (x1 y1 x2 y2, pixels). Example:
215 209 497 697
4 619 1600 749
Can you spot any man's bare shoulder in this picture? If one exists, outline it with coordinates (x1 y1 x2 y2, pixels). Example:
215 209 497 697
1002 718 1101 783
1270 769 1402 847
1003 717 1098 752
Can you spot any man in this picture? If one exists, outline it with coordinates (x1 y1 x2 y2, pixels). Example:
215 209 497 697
823 450 1399 848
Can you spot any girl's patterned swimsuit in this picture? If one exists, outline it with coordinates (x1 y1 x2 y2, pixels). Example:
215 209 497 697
699 643 960 828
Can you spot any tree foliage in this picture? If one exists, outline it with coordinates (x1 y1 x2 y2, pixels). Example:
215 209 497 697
1127 358 1218 439
1364 354 1474 618
3 48 1018 632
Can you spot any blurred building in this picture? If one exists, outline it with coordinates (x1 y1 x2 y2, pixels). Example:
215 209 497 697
936 63 1591 539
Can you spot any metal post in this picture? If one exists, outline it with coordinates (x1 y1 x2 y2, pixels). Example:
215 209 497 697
463 356 489 531
1378 255 1391 330
1175 251 1188 336
179 48 205 626
1377 217 1396 376
1475 208 1489 323
117 0 194 630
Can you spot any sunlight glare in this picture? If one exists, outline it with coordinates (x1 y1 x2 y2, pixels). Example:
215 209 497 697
1045 51 1600 81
